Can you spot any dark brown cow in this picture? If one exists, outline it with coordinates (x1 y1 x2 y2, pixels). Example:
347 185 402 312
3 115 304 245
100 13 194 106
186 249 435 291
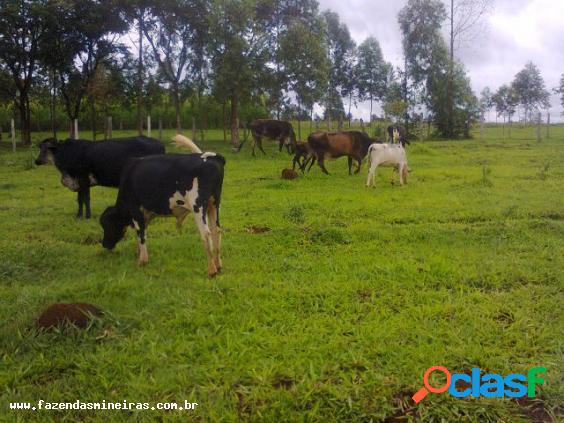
239 119 297 156
292 141 316 172
307 131 376 175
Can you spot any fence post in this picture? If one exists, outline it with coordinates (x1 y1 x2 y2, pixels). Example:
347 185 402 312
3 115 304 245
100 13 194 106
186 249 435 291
158 117 163 141
108 116 113 139
536 112 541 142
480 118 484 141
192 116 196 142
147 115 152 137
11 118 16 152
74 119 79 139
546 113 550 139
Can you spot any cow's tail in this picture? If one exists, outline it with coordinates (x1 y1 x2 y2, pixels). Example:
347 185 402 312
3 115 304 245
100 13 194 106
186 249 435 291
367 143 375 168
172 134 202 154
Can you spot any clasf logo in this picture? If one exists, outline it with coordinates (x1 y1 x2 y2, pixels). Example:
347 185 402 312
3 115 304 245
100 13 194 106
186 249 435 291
412 366 546 403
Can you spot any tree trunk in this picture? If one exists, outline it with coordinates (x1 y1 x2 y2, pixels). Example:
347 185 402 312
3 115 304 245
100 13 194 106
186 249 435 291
447 0 454 138
50 69 57 138
222 100 227 143
230 93 239 148
137 12 144 135
369 96 373 128
173 86 181 133
18 91 31 146
90 99 96 140
348 92 353 128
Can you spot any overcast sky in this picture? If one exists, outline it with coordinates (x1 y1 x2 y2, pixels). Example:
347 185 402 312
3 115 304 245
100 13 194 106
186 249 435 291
317 0 564 122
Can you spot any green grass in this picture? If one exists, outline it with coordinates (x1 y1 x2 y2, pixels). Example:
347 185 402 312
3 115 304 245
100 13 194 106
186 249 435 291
0 126 563 421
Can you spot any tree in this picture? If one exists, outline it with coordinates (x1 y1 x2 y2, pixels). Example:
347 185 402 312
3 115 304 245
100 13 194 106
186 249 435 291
0 0 50 144
511 62 550 122
209 0 271 148
143 0 209 133
356 37 391 127
258 0 319 118
555 73 564 113
398 0 447 133
446 0 492 136
426 56 479 137
42 0 128 138
280 20 328 139
479 86 493 119
322 10 355 123
492 84 518 137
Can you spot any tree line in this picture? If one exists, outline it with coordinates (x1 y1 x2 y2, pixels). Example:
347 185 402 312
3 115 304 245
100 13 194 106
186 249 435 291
0 0 560 146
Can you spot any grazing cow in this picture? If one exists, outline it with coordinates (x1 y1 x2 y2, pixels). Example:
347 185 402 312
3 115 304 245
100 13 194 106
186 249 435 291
366 143 408 187
307 131 376 175
292 141 316 172
386 125 410 146
100 135 224 278
238 119 297 156
35 136 164 218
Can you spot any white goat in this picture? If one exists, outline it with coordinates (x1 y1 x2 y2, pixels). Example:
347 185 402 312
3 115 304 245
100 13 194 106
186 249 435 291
366 143 408 187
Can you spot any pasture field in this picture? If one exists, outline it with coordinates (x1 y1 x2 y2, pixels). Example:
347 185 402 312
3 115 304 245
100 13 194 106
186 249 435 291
0 126 563 422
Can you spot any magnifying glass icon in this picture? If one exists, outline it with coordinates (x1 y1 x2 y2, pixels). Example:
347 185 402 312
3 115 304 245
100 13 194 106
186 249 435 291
412 366 452 403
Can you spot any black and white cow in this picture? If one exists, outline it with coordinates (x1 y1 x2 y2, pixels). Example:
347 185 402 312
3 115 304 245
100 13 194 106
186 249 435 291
35 136 165 218
386 125 410 146
100 135 225 278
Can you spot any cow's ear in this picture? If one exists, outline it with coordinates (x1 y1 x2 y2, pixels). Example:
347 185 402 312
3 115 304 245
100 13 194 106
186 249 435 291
47 140 60 152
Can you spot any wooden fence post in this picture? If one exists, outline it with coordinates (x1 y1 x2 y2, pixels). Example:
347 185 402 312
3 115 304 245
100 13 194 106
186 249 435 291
11 118 16 152
192 116 196 142
74 119 79 139
480 118 484 141
108 116 113 139
158 117 163 141
536 112 541 142
147 115 152 137
546 113 550 139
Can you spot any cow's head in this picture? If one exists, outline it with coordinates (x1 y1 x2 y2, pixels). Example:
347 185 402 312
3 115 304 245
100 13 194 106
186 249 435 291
100 206 128 250
35 138 59 166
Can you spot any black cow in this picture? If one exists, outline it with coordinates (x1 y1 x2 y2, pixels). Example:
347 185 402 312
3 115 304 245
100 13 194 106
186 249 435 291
100 135 225 278
35 136 164 218
386 125 410 146
238 119 297 156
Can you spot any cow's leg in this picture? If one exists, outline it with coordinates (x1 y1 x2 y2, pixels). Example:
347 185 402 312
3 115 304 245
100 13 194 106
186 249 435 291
401 163 408 185
83 186 91 218
292 154 300 171
194 207 218 277
207 201 222 272
306 155 316 172
132 212 148 266
368 164 378 187
366 163 376 187
250 134 259 156
257 137 267 155
355 158 362 174
347 157 353 175
76 191 84 218
317 156 330 175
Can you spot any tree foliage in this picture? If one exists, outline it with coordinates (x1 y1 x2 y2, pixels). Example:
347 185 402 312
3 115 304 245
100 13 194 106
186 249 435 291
510 61 550 121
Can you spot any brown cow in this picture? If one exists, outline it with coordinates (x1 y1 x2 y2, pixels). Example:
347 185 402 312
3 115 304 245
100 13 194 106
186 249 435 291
239 119 297 156
307 131 377 175
292 141 316 172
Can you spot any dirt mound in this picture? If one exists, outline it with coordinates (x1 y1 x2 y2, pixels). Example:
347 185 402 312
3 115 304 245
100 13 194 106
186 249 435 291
281 168 298 180
37 303 103 330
